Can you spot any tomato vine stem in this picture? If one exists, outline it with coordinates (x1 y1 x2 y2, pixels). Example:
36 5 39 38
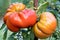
34 0 38 10
34 0 38 40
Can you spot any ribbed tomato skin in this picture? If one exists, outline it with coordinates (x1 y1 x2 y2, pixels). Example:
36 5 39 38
7 9 37 28
6 20 19 32
3 3 37 32
3 3 26 32
7 3 25 12
3 3 25 24
33 12 57 39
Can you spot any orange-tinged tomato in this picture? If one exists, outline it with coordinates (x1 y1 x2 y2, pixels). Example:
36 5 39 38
33 12 57 39
33 23 50 39
7 3 25 12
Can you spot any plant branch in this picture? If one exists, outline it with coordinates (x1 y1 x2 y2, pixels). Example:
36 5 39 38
34 0 38 40
34 0 38 10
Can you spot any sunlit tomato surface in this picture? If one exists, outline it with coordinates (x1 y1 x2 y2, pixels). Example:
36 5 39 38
33 12 57 39
7 9 37 28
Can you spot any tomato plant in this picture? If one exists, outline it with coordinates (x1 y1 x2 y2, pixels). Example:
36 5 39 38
0 0 60 40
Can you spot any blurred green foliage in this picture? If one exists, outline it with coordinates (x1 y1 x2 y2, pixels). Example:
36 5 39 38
0 0 60 40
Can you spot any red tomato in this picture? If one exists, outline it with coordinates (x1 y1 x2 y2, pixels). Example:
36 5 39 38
3 3 37 32
6 19 19 32
3 3 26 32
3 3 25 24
7 9 37 28
3 12 13 23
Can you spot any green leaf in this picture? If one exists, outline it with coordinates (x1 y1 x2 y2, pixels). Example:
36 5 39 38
8 36 17 40
38 0 45 4
23 0 32 8
3 28 8 40
21 28 34 40
11 0 22 3
0 23 5 30
30 30 34 40
22 0 30 4
10 32 17 36
8 32 17 40
22 31 30 40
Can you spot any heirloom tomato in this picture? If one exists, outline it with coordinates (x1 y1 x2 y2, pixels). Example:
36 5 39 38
7 9 37 28
3 3 25 32
3 3 37 32
33 12 57 38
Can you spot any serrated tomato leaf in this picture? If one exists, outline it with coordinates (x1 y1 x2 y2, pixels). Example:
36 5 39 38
8 32 17 40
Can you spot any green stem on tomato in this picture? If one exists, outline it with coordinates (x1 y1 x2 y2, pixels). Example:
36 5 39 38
36 2 49 13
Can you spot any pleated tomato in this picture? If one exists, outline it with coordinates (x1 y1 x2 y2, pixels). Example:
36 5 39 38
33 12 57 38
